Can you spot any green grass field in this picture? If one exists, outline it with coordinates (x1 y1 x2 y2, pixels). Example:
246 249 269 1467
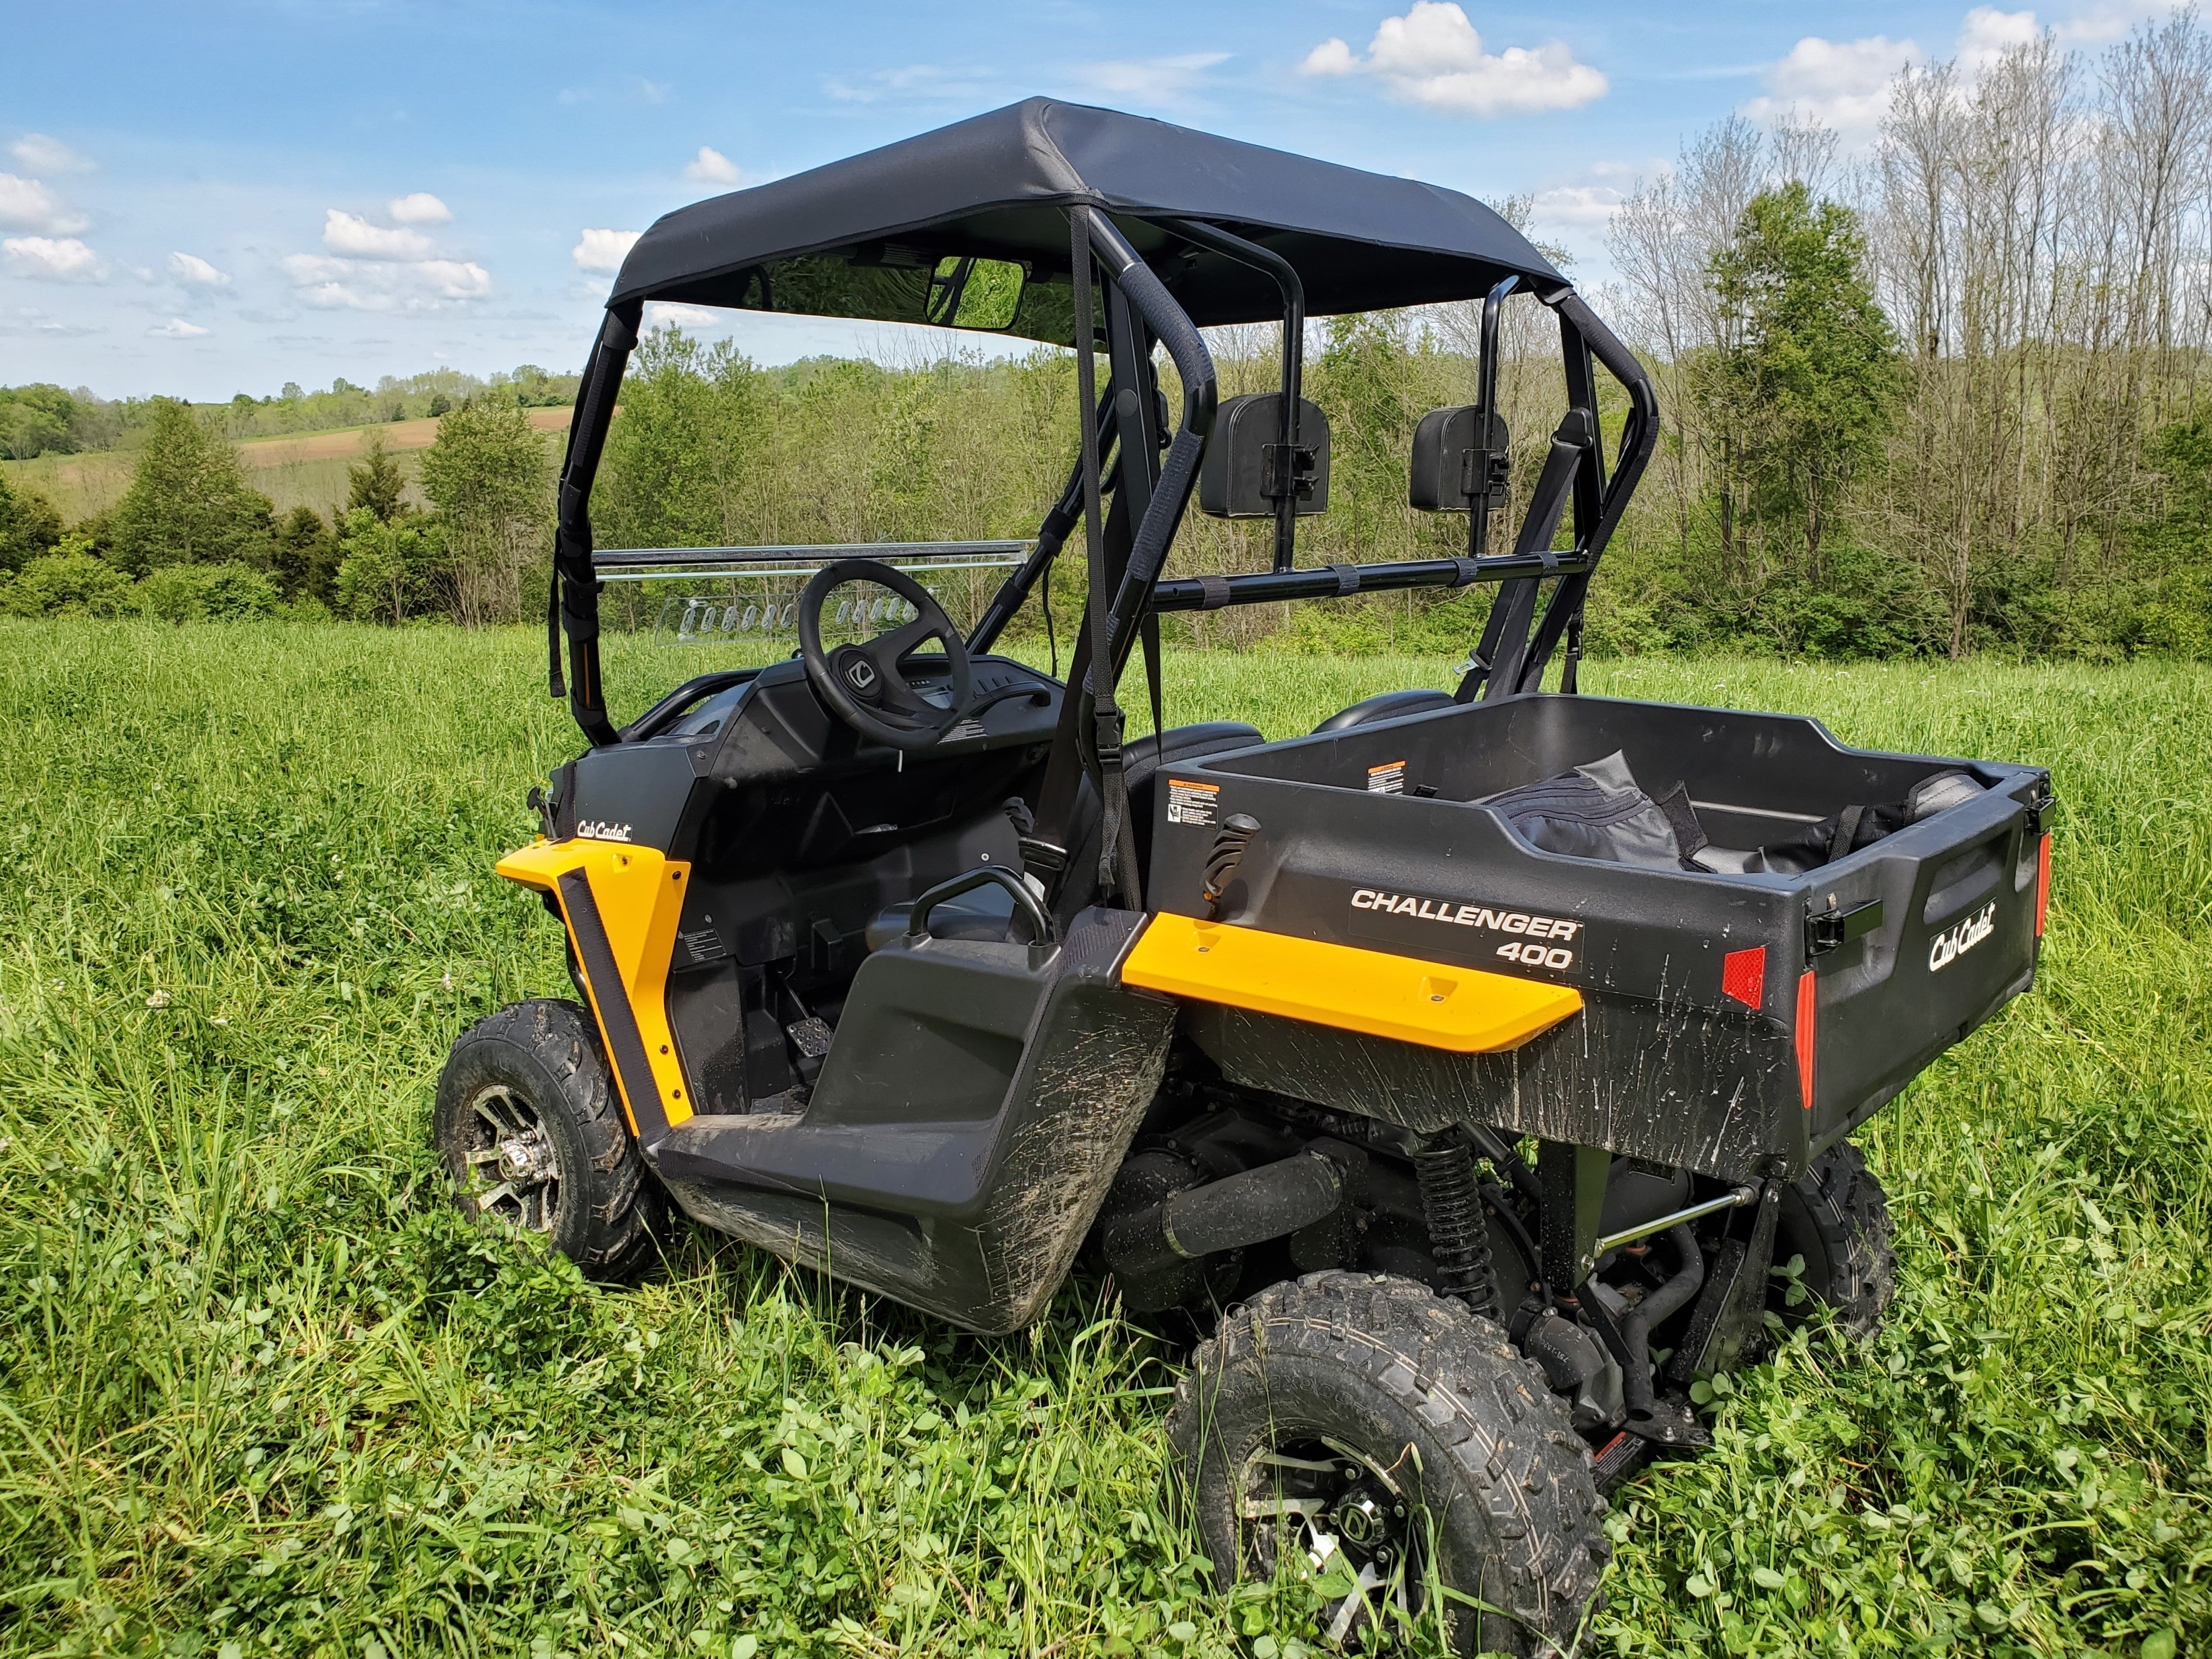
1 622 2205 1658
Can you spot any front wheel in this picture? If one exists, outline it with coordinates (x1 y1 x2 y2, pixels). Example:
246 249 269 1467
1169 1271 1609 1656
434 998 664 1282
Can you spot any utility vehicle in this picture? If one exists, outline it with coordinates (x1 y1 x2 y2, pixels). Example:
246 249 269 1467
436 100 2055 1654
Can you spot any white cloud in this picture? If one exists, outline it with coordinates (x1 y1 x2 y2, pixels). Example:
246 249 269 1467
685 146 741 185
322 208 434 261
280 248 490 311
574 227 642 273
3 235 102 281
1958 6 2042 71
0 173 88 235
149 317 209 339
644 301 724 331
2056 0 2179 45
11 133 93 174
1300 3 1607 118
168 251 230 286
1529 184 1626 228
824 64 991 104
1742 34 1921 134
387 191 453 225
1076 52 1231 108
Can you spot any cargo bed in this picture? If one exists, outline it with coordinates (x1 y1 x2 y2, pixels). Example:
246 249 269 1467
1144 693 2053 1182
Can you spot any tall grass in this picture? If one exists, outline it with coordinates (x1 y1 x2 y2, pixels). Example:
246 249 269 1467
0 622 2204 1657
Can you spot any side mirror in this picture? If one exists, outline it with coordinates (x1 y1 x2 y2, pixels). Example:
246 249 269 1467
1409 405 1510 513
926 256 1026 330
1198 393 1331 519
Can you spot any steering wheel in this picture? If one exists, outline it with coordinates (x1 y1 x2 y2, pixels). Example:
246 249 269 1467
797 558 974 752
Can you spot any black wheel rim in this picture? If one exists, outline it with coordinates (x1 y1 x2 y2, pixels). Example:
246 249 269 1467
1240 1435 1423 1645
458 1083 563 1234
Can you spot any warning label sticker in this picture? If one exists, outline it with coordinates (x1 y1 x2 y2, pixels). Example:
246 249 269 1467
1166 779 1219 827
1367 759 1407 794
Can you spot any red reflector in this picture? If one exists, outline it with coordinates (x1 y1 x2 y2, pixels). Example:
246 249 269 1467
2035 831 2053 938
1722 946 1766 1009
1794 969 1817 1112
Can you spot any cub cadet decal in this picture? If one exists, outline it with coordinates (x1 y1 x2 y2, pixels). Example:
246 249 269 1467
578 820 634 843
1928 900 1997 972
1350 887 1582 970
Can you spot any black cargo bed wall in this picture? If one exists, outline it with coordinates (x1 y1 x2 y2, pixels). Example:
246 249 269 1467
1204 693 1991 844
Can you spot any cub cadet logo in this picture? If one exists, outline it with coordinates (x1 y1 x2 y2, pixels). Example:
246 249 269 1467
1928 901 1996 972
577 820 634 843
1351 888 1581 970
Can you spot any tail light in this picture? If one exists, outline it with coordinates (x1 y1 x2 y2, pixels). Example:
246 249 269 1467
1794 969 1817 1112
2034 832 2053 938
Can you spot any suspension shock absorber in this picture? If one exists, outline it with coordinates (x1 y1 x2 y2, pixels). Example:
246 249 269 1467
1413 1135 1501 1321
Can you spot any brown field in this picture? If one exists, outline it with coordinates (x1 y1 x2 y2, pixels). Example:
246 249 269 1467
1 408 572 525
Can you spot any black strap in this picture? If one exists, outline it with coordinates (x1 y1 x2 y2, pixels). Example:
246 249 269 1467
1141 610 1165 746
547 568 565 698
1197 574 1232 611
1041 560 1057 679
1827 805 1866 865
1330 562 1360 596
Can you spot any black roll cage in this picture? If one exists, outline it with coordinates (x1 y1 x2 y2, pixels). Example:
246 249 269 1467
548 209 1657 748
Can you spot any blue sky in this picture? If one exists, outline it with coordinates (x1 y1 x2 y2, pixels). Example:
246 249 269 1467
0 0 2175 400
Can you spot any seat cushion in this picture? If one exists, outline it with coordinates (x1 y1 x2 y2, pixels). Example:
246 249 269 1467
1313 688 1457 734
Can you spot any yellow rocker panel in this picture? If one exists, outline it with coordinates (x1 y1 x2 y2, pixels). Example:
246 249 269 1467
497 837 694 1132
1122 912 1582 1053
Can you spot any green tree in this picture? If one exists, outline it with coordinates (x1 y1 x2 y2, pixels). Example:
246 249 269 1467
417 398 551 626
595 327 765 550
0 470 64 572
272 505 338 603
1705 183 1898 584
346 431 409 523
108 399 276 574
0 383 82 459
332 507 449 624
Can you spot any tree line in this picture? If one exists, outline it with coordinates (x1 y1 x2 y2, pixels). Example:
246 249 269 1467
0 365 579 462
0 396 552 625
7 8 2211 659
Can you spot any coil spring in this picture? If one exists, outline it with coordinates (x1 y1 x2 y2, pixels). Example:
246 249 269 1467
1413 1139 1500 1320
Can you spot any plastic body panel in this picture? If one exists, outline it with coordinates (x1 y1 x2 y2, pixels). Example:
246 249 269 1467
651 908 1174 1334
1145 693 2049 1182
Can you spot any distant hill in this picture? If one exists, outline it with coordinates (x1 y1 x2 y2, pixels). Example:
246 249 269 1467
2 407 573 523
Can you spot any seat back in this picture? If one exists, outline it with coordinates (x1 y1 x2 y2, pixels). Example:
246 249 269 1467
1056 721 1265 921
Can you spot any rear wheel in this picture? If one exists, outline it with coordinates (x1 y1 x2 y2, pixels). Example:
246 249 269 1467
1774 1142 1896 1339
1169 1271 1608 1656
434 998 664 1282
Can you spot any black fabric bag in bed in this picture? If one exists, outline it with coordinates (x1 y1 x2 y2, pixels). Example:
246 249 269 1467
1484 751 1985 875
1480 751 1707 870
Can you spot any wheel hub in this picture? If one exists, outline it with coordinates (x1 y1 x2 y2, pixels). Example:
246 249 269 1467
1242 1441 1418 1644
460 1084 563 1234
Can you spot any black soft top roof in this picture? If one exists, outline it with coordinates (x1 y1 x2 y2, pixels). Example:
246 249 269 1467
611 98 1564 343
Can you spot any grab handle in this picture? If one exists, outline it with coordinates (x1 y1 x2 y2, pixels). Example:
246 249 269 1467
906 865 1058 962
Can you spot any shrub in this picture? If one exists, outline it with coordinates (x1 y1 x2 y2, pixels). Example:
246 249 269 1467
332 507 450 624
0 544 135 617
138 561 279 623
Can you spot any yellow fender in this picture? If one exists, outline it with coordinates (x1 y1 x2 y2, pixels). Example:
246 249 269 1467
497 838 695 1138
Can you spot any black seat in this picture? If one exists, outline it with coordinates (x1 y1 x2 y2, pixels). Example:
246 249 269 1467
1313 688 1456 733
863 721 1266 949
1055 720 1264 920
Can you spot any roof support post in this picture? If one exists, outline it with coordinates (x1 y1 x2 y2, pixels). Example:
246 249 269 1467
553 300 641 745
